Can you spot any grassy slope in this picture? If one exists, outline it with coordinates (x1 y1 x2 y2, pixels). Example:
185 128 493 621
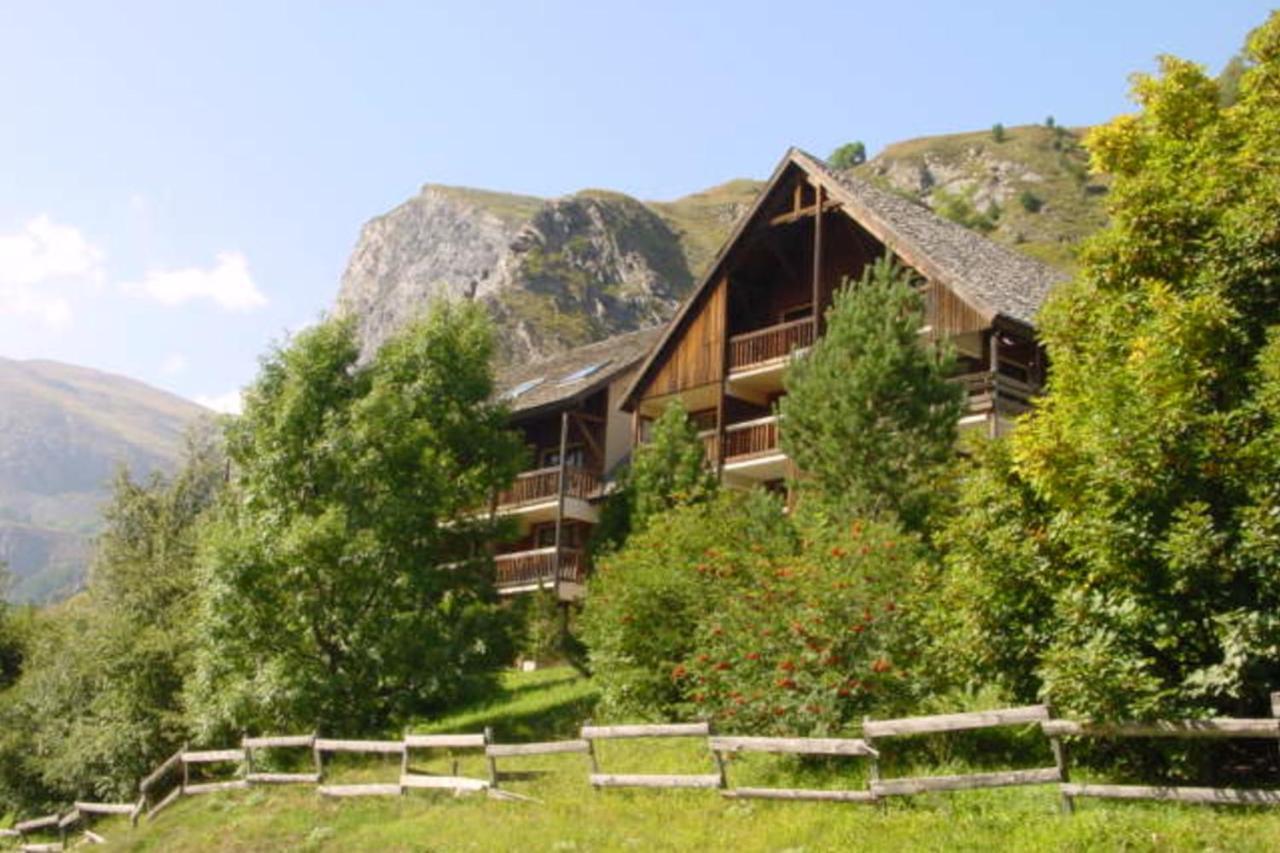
88 668 1280 852
855 124 1110 270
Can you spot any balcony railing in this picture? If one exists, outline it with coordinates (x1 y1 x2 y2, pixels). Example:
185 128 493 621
496 466 601 508
728 318 814 372
494 547 586 589
952 371 1038 416
723 416 781 461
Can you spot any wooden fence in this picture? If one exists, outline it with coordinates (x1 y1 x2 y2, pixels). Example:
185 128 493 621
8 696 1280 849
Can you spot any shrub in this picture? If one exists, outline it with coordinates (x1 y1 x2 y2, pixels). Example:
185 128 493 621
991 123 1006 142
931 187 1000 233
1018 189 1044 213
679 511 923 734
829 141 867 169
580 490 794 720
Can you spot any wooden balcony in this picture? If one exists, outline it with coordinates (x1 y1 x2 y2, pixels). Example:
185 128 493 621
953 371 1038 417
728 318 814 372
723 416 781 461
494 547 586 592
496 466 602 509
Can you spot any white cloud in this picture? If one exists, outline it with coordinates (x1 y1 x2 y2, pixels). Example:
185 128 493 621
194 389 243 415
121 251 267 312
0 215 104 329
160 353 188 376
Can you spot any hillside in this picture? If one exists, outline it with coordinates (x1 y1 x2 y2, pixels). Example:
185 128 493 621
0 358 209 602
78 668 1280 852
854 123 1109 270
334 127 1104 365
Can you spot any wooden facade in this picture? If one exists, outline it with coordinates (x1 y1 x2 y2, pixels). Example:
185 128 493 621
621 152 1051 488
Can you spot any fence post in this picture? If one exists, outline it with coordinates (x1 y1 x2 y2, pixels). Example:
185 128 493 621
1271 691 1280 718
484 727 499 789
1046 704 1074 815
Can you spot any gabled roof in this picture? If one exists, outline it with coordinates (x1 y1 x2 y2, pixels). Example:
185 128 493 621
794 149 1065 327
621 147 1068 411
496 326 664 419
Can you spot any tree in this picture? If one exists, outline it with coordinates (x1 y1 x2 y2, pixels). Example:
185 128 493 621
780 256 964 533
0 563 23 689
187 304 524 738
937 13 1280 719
0 428 225 810
829 141 867 169
629 400 718 531
991 123 1007 142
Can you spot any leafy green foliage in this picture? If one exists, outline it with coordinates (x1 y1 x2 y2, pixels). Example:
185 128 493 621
0 428 225 811
580 491 794 720
187 305 524 738
992 123 1007 142
780 257 964 533
931 186 1000 233
1018 189 1043 213
936 13 1280 720
629 400 717 531
829 141 867 169
679 511 921 734
0 565 23 689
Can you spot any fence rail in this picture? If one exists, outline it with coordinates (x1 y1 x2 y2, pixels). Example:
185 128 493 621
13 695 1280 845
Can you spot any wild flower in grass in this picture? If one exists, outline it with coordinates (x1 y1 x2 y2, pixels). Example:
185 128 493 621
871 658 892 674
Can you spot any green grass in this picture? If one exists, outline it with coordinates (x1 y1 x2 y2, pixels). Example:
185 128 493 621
64 667 1280 851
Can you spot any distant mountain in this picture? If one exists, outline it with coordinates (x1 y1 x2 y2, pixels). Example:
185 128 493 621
334 126 1104 365
0 358 209 602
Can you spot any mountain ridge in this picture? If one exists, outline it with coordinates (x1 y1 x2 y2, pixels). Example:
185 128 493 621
334 125 1106 365
0 357 210 602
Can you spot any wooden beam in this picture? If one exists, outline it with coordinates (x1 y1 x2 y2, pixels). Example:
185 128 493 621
709 736 877 757
552 410 569 599
590 774 722 789
863 705 1049 738
722 787 876 803
486 740 591 757
1062 783 1280 806
582 722 710 739
872 767 1061 797
812 184 824 339
768 199 841 227
569 412 603 466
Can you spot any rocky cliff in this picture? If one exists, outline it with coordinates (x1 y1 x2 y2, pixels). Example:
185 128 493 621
335 182 759 363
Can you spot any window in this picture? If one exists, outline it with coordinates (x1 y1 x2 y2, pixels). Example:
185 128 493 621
503 377 544 400
540 444 585 468
557 359 612 386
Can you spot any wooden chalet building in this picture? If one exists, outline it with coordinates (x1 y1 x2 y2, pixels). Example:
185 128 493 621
618 148 1066 490
489 328 661 599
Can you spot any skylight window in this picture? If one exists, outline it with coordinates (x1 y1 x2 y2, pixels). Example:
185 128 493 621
503 377 544 400
557 359 611 386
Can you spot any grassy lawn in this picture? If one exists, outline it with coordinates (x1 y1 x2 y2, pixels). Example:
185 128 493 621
61 668 1280 851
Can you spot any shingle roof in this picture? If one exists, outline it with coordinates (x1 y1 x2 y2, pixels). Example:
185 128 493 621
620 147 1068 410
496 326 663 417
793 148 1067 327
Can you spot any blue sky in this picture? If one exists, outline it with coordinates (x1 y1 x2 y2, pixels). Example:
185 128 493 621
0 1 1268 411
